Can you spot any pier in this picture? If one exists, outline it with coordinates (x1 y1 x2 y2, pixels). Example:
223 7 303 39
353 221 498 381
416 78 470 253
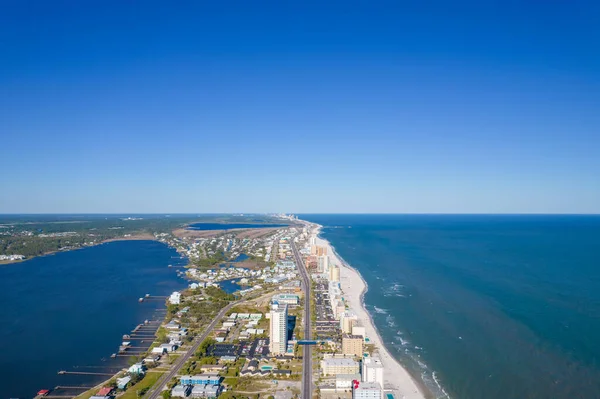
58 370 115 376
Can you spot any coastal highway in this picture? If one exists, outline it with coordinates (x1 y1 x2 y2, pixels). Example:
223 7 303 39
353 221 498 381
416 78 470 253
291 239 313 399
145 301 238 399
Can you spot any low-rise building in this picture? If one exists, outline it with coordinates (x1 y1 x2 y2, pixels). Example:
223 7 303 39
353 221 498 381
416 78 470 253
336 373 362 391
172 385 192 398
352 381 382 399
271 293 300 306
190 384 220 398
180 374 222 385
321 358 360 376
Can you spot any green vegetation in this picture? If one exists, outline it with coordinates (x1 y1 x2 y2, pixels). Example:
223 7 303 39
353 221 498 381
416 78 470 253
120 371 164 399
191 251 227 269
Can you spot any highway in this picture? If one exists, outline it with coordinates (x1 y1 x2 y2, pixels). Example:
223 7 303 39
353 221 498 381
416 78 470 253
291 239 312 399
145 301 238 399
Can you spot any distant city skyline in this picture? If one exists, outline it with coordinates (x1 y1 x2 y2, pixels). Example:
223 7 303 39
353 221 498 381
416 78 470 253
2 2 599 214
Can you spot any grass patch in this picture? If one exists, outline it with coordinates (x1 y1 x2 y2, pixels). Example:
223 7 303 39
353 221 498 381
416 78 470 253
120 372 164 399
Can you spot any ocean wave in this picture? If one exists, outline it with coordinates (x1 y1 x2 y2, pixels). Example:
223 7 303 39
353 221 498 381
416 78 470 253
373 306 388 314
386 314 396 328
382 282 407 297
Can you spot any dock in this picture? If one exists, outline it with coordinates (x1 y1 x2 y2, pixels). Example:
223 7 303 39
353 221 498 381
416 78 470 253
58 371 115 376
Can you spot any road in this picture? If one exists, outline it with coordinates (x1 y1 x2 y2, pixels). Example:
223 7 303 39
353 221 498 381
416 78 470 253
145 301 238 399
291 239 312 399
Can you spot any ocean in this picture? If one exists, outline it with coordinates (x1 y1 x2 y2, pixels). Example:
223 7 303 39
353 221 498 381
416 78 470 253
300 214 600 399
0 240 187 398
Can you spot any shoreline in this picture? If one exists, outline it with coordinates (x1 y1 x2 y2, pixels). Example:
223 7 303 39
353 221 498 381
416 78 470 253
0 234 161 265
312 225 430 399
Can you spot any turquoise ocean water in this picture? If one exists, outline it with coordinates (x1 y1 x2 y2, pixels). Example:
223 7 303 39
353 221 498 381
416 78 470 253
301 215 600 399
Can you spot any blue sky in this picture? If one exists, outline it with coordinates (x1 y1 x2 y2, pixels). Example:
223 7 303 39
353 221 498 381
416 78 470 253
1 1 599 213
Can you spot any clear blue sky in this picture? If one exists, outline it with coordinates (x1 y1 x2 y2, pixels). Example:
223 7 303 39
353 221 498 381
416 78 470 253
1 1 599 213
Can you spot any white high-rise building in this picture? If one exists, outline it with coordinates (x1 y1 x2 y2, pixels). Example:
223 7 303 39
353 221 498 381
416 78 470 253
362 357 384 388
269 302 288 354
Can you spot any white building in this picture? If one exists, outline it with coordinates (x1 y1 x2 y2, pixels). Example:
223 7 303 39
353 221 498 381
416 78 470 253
353 381 383 399
362 356 384 387
169 291 181 305
272 293 299 306
269 302 288 354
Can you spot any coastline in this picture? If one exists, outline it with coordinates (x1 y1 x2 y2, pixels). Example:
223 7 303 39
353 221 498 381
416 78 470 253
313 228 429 399
1 233 160 265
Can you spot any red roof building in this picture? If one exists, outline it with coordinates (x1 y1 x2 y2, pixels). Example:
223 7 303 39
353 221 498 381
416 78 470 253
97 387 113 396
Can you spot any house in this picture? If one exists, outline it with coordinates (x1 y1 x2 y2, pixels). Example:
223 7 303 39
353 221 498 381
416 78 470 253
97 387 113 396
128 362 145 374
172 385 192 398
117 376 132 389
165 320 181 330
169 291 181 305
152 343 177 354
144 355 161 363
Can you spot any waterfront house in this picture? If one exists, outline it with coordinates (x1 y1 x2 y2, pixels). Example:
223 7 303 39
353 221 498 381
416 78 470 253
169 291 181 305
152 343 177 354
117 375 132 389
128 362 145 374
165 320 181 330
97 387 113 396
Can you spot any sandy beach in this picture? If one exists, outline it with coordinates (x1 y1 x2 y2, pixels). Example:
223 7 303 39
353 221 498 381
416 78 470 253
315 233 427 399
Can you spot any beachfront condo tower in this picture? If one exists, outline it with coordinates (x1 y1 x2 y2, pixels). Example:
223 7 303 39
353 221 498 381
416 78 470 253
269 302 288 354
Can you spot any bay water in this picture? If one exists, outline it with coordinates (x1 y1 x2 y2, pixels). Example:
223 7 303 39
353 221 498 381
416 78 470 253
0 240 186 398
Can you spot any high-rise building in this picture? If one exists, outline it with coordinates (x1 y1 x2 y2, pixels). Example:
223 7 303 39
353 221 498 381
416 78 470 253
269 302 288 354
340 312 358 334
352 381 382 399
342 334 364 357
362 356 384 388
352 324 366 338
317 255 329 273
330 264 340 282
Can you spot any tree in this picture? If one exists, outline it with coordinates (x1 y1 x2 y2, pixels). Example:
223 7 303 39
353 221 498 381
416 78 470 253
162 391 172 399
